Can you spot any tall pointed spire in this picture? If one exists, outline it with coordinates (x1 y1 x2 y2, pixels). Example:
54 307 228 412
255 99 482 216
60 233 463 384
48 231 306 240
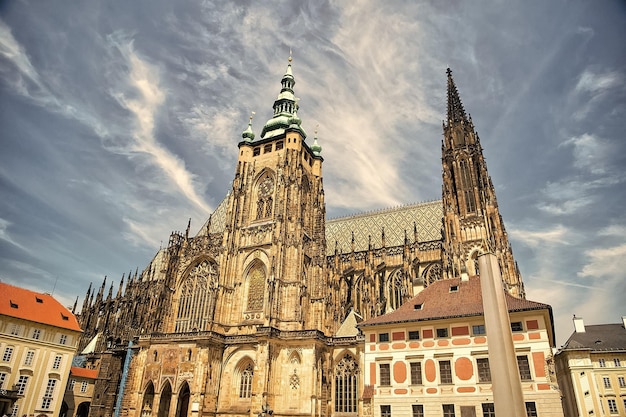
446 68 468 124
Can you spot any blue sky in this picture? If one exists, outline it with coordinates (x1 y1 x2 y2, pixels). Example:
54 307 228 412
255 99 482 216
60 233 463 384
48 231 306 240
0 0 625 346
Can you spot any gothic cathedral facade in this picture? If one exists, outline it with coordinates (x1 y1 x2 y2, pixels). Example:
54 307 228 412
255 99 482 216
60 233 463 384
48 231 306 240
76 60 524 417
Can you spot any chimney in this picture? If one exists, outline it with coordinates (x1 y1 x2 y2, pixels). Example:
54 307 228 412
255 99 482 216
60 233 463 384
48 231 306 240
573 315 585 333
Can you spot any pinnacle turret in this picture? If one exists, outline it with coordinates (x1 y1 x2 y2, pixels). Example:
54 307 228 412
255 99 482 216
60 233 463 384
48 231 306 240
446 68 469 125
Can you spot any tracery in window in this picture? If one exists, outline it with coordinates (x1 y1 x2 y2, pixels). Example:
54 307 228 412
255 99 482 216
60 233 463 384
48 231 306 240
335 353 359 413
239 362 253 398
458 159 476 213
388 270 406 310
246 264 266 311
175 259 218 333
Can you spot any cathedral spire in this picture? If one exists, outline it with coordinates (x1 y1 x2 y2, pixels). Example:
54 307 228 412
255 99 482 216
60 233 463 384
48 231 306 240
446 68 469 124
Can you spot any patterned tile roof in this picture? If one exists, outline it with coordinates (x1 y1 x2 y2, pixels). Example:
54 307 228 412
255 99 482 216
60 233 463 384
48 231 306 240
358 276 550 327
196 194 229 236
325 200 443 255
0 282 82 332
71 366 99 379
560 323 626 352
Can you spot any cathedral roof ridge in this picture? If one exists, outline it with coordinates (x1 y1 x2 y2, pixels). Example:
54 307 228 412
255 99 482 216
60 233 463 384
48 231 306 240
326 199 442 222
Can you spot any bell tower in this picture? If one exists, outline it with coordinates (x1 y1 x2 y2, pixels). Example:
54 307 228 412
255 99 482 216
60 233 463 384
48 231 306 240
214 57 328 332
441 68 524 297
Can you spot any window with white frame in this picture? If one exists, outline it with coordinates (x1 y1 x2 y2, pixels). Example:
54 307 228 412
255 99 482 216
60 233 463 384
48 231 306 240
40 378 57 409
599 358 606 367
9 323 20 336
0 372 6 389
516 355 532 380
477 358 491 383
10 403 18 417
618 376 625 388
410 362 422 385
59 334 68 345
439 360 453 384
379 363 391 386
16 375 29 395
603 377 611 388
380 405 391 417
24 350 35 366
607 399 617 414
80 381 88 393
614 358 621 367
32 328 41 340
68 379 75 392
52 355 62 369
2 346 13 362
411 404 424 417
442 404 455 417
525 402 538 417
481 403 495 417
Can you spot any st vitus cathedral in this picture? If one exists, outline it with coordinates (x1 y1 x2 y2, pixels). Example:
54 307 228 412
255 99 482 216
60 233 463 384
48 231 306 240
75 59 524 417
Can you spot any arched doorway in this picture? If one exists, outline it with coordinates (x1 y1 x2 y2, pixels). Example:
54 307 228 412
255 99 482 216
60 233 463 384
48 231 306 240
76 402 91 417
158 381 172 417
60 401 69 417
176 382 190 417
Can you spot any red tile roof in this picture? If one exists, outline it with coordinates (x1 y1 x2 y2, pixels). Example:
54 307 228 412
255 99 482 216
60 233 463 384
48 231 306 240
70 366 98 379
359 276 550 328
0 282 82 332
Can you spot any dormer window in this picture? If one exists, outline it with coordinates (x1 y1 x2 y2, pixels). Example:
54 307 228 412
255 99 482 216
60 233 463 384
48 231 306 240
36 297 43 303
414 303 423 310
449 285 458 292
10 301 18 309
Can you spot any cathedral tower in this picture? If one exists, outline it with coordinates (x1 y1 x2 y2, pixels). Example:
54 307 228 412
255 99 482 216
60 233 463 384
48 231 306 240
441 69 524 297
214 57 327 332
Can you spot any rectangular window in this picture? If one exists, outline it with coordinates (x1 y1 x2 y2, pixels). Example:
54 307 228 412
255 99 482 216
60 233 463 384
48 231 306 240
2 347 13 362
410 362 422 385
607 399 617 414
52 355 62 369
510 321 523 332
436 328 449 338
408 330 420 340
618 376 625 388
80 381 88 393
525 402 538 417
32 328 41 339
379 333 389 342
380 405 391 417
517 355 532 380
263 144 272 154
59 334 68 345
16 375 29 395
9 324 20 335
0 372 6 389
275 141 283 150
604 377 611 388
443 404 455 417
253 147 260 156
10 403 18 417
67 379 75 392
472 324 486 335
439 360 453 384
411 404 424 417
477 358 491 383
41 379 57 409
24 350 35 366
599 358 606 367
614 358 621 367
379 364 391 386
481 403 495 417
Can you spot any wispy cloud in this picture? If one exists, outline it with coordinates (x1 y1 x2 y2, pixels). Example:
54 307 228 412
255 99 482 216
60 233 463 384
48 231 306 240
509 224 571 246
0 218 27 252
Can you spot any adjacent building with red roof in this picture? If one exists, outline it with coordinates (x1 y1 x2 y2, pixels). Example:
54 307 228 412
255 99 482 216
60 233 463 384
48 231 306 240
357 275 564 417
0 282 82 417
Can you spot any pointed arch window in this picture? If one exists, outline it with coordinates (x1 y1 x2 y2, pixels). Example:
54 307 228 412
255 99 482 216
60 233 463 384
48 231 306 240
246 264 266 312
255 175 275 220
239 363 253 398
175 260 218 333
389 270 406 310
335 353 359 413
458 159 476 213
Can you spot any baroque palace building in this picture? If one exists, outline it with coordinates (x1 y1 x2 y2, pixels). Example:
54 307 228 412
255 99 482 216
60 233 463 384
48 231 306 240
75 59 525 417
